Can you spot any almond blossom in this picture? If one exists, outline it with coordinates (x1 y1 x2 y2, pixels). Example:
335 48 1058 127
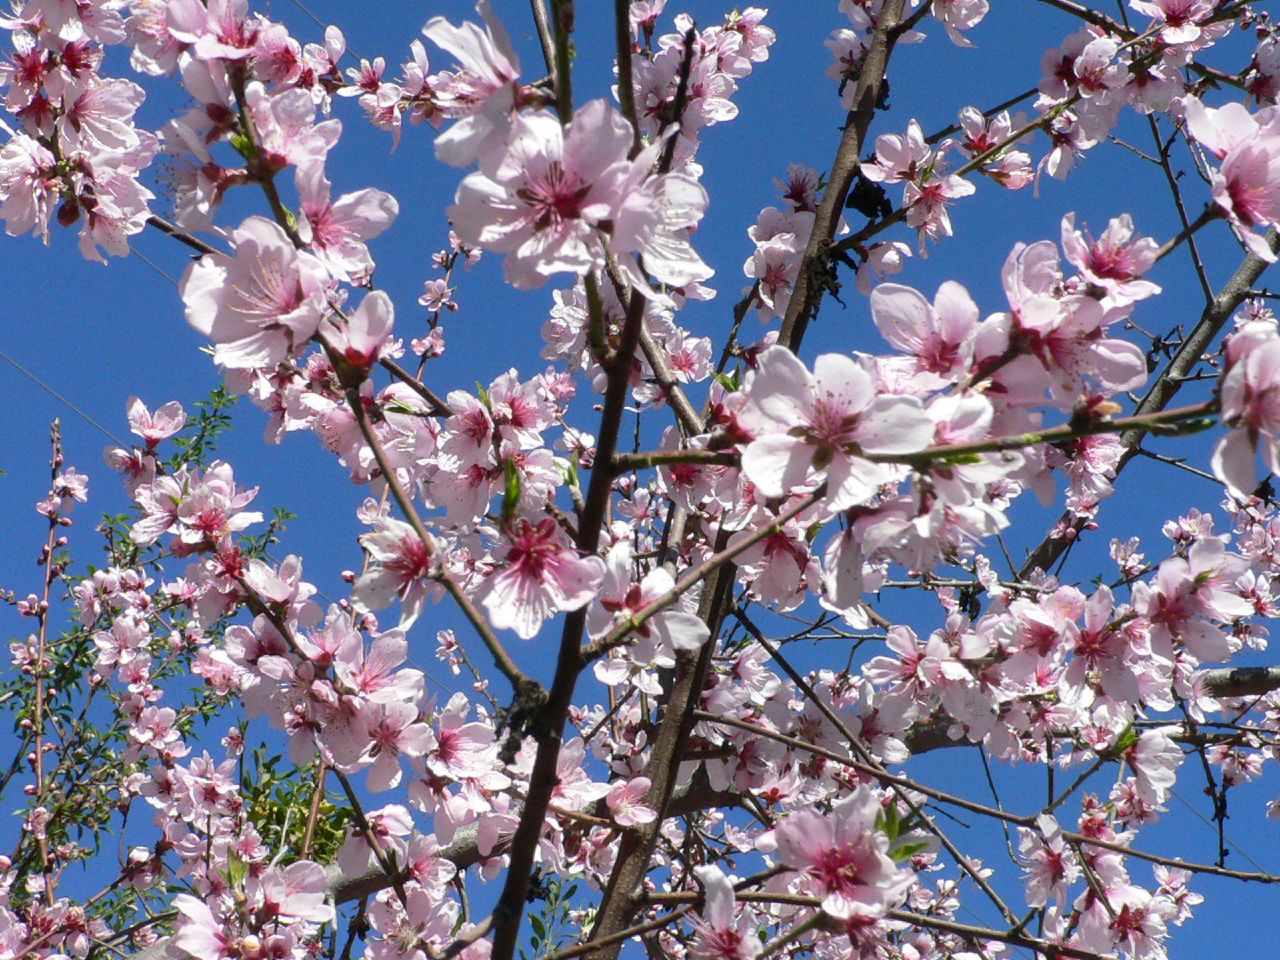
1060 212 1160 304
738 347 934 510
870 280 978 387
5 5 1280 960
295 160 399 283
689 865 761 960
449 99 632 289
180 216 330 369
352 518 439 628
1212 318 1280 498
480 518 606 639
772 785 914 920
606 776 657 826
1184 98 1280 262
421 0 522 168
0 132 57 240
588 542 709 654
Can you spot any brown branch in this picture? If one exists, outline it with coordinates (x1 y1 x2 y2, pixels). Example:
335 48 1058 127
583 550 734 960
636 321 705 436
487 284 648 960
530 0 557 79
777 0 908 352
145 215 220 257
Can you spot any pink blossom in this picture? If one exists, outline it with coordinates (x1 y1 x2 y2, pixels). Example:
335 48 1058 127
903 169 976 248
933 0 989 47
166 0 259 61
772 785 914 920
1017 813 1081 907
421 0 522 167
127 397 185 446
589 543 709 655
245 84 342 169
606 776 657 826
609 141 713 299
988 239 1148 403
481 518 606 639
1131 0 1218 45
861 120 932 185
956 106 1034 189
1184 99 1280 262
334 629 424 705
870 280 978 387
362 701 433 791
449 99 632 289
855 240 912 294
1124 727 1182 805
419 278 456 312
0 133 58 241
690 865 761 960
253 21 303 85
252 860 333 924
1072 37 1125 100
1061 212 1160 304
57 77 145 155
172 894 231 960
738 347 934 510
424 692 500 781
295 161 398 283
324 290 396 374
180 216 330 370
1212 320 1280 498
353 518 438 628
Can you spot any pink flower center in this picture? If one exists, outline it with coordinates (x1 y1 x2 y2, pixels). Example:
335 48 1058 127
1226 174 1269 227
236 257 305 323
388 535 432 582
814 845 865 898
506 519 564 579
517 161 593 231
1086 242 1135 280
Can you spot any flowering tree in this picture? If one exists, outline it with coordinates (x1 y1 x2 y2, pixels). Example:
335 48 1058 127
5 1 1280 959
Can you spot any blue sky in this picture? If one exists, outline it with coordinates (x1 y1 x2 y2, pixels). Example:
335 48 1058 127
1 0 1278 955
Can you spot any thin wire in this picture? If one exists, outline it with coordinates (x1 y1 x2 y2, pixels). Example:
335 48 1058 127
0 347 125 446
288 0 363 62
288 0 327 30
1170 787 1272 874
130 246 178 287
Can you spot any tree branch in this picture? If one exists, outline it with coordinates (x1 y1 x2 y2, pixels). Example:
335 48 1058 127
777 0 908 352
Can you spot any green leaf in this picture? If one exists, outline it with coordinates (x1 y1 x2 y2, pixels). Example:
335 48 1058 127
877 802 902 842
226 852 248 887
385 396 422 416
890 840 929 863
1111 724 1139 757
712 370 740 393
502 460 522 527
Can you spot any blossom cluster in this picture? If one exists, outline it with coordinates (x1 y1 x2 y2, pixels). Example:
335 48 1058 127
5 2 1280 960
